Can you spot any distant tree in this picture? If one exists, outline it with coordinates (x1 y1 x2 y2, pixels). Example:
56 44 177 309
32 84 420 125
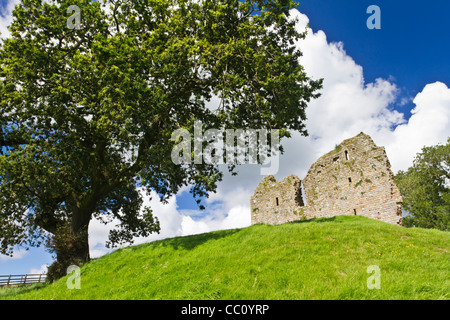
0 0 322 280
395 138 450 231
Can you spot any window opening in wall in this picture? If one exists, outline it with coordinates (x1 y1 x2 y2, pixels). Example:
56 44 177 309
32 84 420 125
276 197 279 206
345 150 349 161
353 209 357 215
296 185 305 207
348 177 352 183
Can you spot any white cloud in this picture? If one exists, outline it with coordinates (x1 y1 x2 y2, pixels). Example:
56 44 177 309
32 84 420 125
220 205 251 230
89 218 116 258
383 81 450 172
398 96 412 106
88 186 252 258
0 249 28 262
288 10 403 153
273 9 450 176
88 188 192 257
179 198 251 236
0 0 20 39
29 264 48 274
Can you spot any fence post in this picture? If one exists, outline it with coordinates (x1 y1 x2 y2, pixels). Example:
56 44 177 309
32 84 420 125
7 275 11 286
24 274 27 285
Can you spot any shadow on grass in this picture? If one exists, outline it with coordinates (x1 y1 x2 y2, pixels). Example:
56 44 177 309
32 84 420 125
288 216 340 225
123 216 351 253
162 216 345 250
155 228 243 250
0 283 47 298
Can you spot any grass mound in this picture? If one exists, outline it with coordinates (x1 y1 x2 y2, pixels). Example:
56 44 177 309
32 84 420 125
2 216 449 300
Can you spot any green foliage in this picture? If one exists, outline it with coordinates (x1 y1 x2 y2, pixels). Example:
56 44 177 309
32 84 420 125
0 0 322 275
2 216 449 300
395 138 450 231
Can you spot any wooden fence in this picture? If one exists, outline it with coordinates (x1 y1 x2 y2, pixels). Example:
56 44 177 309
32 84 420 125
0 274 47 287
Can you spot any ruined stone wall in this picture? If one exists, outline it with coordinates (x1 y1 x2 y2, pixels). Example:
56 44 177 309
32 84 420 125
250 132 403 226
250 175 305 225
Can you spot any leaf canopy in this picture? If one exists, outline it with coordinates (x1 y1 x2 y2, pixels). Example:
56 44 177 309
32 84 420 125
0 0 322 254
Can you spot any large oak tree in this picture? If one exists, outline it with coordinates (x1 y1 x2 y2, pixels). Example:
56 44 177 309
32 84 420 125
0 0 322 279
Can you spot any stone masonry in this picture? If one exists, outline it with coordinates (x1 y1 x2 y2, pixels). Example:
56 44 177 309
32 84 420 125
250 132 403 226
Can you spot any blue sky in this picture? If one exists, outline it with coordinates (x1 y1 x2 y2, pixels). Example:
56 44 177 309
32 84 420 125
298 0 450 118
1 0 450 275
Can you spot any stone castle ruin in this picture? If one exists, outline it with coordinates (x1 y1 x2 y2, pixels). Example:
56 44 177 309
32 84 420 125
250 132 403 226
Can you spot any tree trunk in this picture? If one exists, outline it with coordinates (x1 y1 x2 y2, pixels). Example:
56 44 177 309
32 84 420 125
47 221 91 282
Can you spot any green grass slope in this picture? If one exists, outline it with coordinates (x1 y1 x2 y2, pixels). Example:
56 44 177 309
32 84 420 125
2 216 449 300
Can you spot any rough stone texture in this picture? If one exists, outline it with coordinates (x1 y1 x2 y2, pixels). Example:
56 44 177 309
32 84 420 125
250 132 403 226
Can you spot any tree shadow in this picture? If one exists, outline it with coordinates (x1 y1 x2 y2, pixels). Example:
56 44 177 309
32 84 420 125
0 283 47 298
152 228 243 251
288 216 339 225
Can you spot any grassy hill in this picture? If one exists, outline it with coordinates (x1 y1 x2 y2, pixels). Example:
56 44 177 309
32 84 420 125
1 216 449 300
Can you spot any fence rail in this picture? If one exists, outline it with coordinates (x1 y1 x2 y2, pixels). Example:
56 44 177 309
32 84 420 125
0 274 47 287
